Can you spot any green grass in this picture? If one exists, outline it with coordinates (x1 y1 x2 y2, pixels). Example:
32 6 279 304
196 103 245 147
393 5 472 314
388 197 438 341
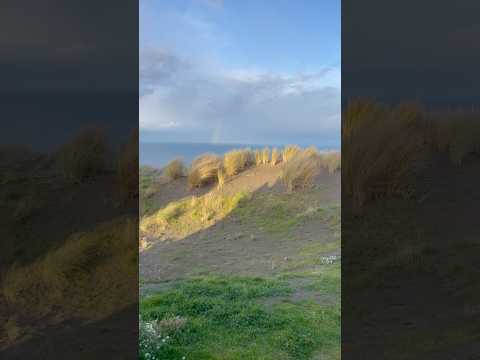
140 276 340 360
235 190 340 235
140 191 251 237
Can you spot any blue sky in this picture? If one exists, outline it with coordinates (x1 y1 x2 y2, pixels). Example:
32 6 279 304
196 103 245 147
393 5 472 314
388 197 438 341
140 0 340 147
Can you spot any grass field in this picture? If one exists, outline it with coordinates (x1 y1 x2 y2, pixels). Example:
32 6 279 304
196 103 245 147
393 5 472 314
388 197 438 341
140 268 340 360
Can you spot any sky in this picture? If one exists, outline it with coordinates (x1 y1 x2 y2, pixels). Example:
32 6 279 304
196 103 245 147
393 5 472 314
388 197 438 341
0 0 138 150
343 0 480 107
139 0 340 147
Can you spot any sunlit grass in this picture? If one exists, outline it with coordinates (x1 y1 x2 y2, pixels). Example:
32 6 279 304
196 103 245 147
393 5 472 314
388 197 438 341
140 191 251 238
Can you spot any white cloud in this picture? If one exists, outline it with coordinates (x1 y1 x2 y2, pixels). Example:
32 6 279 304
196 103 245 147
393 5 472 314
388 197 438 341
139 49 340 145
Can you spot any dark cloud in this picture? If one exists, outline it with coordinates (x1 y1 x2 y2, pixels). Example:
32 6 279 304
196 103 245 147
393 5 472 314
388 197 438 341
1 0 138 95
1 0 138 148
343 0 480 105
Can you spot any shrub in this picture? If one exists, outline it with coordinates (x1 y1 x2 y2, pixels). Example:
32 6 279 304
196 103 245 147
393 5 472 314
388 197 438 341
59 127 108 182
282 145 301 163
262 147 270 165
163 158 185 180
271 148 280 166
118 128 139 198
281 151 321 192
223 149 253 176
188 154 222 189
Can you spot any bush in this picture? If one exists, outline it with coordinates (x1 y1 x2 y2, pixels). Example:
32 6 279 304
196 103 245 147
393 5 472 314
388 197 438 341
282 145 301 163
163 158 185 180
281 151 321 192
223 149 254 176
118 128 139 198
188 154 222 189
59 127 108 182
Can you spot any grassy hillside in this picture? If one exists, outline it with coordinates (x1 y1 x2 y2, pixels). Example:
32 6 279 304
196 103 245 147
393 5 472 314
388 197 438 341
139 146 341 359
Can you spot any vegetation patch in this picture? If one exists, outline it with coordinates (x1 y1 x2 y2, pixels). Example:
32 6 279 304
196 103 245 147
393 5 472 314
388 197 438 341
235 190 336 235
223 149 254 176
3 217 138 324
140 276 340 360
188 154 222 189
164 158 186 181
140 191 251 238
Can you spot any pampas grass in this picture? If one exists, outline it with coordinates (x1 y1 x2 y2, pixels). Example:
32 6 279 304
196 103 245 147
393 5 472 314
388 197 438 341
188 154 222 189
282 145 301 163
223 149 254 176
163 158 185 181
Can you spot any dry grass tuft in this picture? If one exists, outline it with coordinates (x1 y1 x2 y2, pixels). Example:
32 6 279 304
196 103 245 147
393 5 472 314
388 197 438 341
282 145 301 163
163 158 185 181
59 127 108 182
343 99 429 206
223 149 254 176
3 217 138 322
217 167 226 189
320 151 341 174
262 147 271 165
255 149 262 166
271 148 280 166
188 154 222 189
281 150 321 192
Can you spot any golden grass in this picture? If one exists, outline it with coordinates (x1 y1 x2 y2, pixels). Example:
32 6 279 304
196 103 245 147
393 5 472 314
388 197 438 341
281 150 322 192
217 167 226 189
117 128 139 198
58 127 108 182
255 149 262 166
3 217 138 322
163 158 185 180
343 99 430 206
188 154 222 189
271 147 280 166
223 149 254 176
140 191 250 238
282 145 301 163
320 151 341 174
262 147 270 165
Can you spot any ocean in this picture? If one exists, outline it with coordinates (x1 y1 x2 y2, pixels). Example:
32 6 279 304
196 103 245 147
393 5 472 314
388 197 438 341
140 142 336 168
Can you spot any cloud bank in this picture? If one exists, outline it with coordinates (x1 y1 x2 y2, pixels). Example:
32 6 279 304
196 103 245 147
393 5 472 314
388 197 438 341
140 49 340 146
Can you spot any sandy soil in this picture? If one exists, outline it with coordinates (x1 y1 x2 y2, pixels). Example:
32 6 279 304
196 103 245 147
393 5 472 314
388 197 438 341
140 166 341 283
